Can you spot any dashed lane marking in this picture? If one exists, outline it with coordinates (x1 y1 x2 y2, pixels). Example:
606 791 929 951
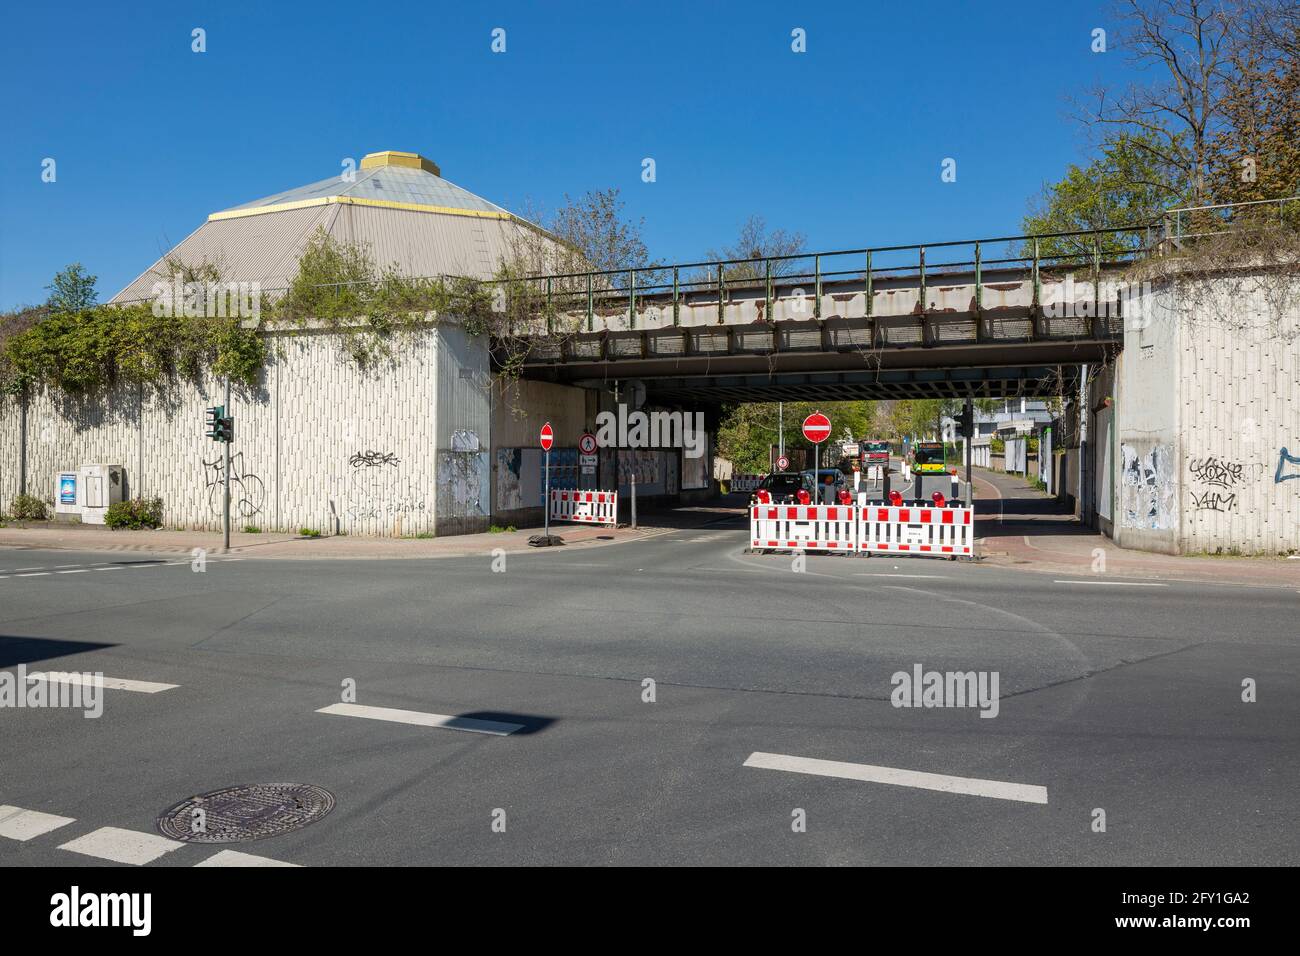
317 702 524 736
27 672 179 694
58 827 185 865
854 573 945 579
743 751 1049 805
1052 580 1168 587
0 805 77 841
194 849 300 867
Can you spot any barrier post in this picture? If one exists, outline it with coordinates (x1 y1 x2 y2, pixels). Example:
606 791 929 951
631 473 637 528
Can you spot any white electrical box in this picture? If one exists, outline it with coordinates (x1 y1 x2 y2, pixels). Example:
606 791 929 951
54 471 82 517
78 464 124 525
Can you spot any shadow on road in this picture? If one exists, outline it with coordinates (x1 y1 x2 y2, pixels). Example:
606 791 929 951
0 635 116 668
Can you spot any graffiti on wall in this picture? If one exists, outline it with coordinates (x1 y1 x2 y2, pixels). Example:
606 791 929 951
349 450 400 468
1119 443 1176 530
1275 447 1300 484
1190 490 1237 513
1187 455 1244 515
1188 456 1244 489
203 453 265 517
345 449 425 520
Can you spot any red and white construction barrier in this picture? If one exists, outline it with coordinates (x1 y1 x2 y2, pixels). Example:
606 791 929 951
858 504 973 556
549 489 618 526
749 504 857 553
731 474 764 494
748 498 974 559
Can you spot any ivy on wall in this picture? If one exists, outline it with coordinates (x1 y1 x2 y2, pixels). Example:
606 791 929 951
1 303 265 397
0 229 549 401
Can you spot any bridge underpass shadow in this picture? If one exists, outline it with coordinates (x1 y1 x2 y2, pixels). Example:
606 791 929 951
636 496 751 531
970 468 1092 538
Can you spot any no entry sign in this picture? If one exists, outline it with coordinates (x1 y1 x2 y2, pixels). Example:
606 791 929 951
802 412 832 444
539 421 554 451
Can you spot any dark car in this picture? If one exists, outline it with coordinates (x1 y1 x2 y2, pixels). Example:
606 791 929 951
756 472 809 501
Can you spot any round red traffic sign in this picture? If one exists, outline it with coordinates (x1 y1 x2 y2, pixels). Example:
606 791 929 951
776 455 790 471
539 422 554 451
578 432 597 455
802 412 832 444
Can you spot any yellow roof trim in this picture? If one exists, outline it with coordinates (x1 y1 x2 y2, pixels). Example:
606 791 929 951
208 195 513 223
360 150 441 176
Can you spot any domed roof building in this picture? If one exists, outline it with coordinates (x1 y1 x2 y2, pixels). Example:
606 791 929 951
111 150 544 302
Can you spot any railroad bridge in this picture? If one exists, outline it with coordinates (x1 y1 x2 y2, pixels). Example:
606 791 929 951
501 229 1139 404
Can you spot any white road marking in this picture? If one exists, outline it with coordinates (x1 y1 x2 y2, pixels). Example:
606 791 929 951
1052 580 1168 587
743 751 1049 805
854 573 944 579
0 805 77 841
14 567 44 571
27 672 179 693
16 572 49 577
59 826 185 865
57 569 90 574
195 849 300 867
95 567 124 572
316 702 523 736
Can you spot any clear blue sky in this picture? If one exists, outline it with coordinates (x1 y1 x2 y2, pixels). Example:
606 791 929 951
0 0 1141 308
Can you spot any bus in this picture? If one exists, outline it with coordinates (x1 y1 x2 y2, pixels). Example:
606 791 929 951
910 441 948 474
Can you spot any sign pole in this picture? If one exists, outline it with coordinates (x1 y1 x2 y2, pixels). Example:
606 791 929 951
814 441 820 504
539 420 555 541
223 377 231 552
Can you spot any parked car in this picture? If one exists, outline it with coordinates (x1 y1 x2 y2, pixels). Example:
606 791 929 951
755 471 809 502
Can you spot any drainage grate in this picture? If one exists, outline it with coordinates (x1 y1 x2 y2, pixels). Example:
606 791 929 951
157 784 335 843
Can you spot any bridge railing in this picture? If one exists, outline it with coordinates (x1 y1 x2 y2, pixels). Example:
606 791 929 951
486 223 1158 333
487 195 1300 334
105 196 1300 327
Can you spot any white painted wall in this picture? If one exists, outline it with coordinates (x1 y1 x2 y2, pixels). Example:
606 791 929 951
0 325 494 537
1115 273 1300 555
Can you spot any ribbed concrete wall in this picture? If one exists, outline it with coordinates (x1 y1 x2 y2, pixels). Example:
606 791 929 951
1115 274 1300 555
0 325 497 537
1176 278 1299 554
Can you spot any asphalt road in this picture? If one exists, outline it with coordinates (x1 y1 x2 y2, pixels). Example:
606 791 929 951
1 518 1297 866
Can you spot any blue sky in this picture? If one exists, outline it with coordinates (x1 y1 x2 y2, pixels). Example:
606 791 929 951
0 0 1140 308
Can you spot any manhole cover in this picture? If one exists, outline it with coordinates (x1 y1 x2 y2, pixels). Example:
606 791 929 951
157 784 335 843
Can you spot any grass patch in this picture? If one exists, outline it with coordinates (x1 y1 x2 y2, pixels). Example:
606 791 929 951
488 524 517 534
242 525 261 534
298 527 322 538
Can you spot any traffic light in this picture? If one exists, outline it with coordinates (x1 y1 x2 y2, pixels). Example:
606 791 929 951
957 405 974 439
205 406 224 441
204 406 233 443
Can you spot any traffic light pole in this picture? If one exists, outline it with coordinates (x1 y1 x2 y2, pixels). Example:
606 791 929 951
964 396 973 506
223 378 231 552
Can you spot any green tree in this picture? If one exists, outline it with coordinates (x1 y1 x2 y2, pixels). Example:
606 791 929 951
45 263 99 312
1021 132 1182 260
716 401 875 473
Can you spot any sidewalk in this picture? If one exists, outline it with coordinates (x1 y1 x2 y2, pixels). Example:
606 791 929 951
0 498 745 560
971 467 1300 588
0 520 659 560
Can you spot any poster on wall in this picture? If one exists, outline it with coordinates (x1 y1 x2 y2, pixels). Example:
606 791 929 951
617 449 665 495
682 446 709 489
